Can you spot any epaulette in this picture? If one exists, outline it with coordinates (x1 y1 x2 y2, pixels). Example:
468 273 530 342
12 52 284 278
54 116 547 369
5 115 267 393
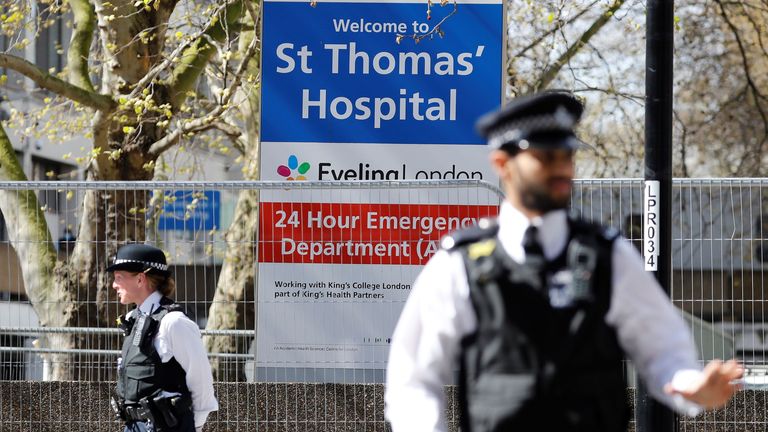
150 296 186 322
161 302 185 314
441 218 499 251
569 216 620 242
600 226 620 241
165 303 185 313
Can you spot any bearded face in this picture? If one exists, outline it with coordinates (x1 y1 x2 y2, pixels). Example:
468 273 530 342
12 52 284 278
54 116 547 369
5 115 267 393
491 147 575 215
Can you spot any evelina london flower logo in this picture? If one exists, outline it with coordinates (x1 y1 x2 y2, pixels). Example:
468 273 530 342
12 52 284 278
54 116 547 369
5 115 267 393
277 155 311 181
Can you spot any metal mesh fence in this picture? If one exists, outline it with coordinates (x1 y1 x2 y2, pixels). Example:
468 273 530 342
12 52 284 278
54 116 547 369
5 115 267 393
0 178 766 431
572 179 768 432
0 179 502 431
571 179 768 367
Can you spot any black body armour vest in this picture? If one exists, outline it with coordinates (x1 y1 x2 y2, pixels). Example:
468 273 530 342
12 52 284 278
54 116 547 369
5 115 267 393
116 297 190 404
453 218 630 432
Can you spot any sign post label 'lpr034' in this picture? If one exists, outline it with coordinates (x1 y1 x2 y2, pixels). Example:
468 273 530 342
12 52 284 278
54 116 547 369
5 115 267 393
644 180 660 271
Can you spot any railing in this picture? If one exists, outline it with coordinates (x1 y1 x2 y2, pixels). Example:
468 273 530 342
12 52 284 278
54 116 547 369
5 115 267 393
0 178 766 431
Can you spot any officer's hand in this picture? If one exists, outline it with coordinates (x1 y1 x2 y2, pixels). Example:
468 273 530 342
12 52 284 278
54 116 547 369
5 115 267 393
664 359 743 410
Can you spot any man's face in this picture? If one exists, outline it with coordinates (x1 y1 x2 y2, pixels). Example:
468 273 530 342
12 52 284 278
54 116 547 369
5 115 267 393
491 147 575 215
112 270 145 305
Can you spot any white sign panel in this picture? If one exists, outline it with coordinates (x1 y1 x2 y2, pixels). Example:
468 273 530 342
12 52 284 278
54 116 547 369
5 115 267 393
258 0 504 369
257 264 418 368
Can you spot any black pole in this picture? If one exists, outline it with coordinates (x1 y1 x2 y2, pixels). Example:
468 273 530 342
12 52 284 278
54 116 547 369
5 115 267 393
638 1 676 432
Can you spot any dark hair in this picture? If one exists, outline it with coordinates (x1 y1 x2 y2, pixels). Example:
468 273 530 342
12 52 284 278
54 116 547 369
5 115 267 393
145 273 176 297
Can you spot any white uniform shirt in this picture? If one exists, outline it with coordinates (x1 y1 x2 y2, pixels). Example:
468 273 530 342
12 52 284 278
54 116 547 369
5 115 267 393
385 202 704 432
135 291 219 427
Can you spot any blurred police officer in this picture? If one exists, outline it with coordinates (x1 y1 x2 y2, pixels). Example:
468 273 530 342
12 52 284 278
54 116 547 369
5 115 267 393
384 92 743 432
108 244 218 432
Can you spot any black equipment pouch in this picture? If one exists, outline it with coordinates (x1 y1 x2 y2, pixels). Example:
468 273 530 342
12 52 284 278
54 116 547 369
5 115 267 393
134 390 192 431
137 396 159 427
151 393 180 429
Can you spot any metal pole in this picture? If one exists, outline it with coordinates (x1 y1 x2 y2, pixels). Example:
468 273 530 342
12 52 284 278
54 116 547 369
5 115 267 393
638 0 676 431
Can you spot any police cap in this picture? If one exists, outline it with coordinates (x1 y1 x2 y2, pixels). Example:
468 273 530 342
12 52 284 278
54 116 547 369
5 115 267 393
476 91 584 152
106 244 170 276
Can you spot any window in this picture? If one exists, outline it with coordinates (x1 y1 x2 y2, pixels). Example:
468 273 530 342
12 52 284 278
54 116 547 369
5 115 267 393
35 3 68 74
0 33 7 76
1 20 28 88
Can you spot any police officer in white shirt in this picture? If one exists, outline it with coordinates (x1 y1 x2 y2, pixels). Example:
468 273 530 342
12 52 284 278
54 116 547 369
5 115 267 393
108 244 218 432
384 92 743 432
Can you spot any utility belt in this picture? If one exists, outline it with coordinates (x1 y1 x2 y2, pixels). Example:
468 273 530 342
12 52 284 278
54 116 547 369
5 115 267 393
111 390 192 431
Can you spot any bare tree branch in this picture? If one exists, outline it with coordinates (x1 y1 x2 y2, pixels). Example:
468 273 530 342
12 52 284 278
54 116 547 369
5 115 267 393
91 0 180 86
395 0 457 44
127 1 234 101
715 0 768 159
149 16 260 156
168 0 245 109
531 0 626 94
737 2 768 57
512 1 598 59
212 120 247 153
673 109 690 177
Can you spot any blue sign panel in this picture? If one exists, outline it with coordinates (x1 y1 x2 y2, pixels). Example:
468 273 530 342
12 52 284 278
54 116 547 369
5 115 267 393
157 190 220 231
262 0 503 145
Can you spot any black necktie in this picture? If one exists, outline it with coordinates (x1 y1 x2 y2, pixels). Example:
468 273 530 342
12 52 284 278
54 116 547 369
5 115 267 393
523 225 547 293
523 225 544 262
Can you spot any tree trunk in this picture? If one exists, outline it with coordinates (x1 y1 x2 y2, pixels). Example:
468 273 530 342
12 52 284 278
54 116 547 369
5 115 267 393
0 124 74 380
204 0 261 381
204 187 258 381
47 111 163 380
2 0 248 380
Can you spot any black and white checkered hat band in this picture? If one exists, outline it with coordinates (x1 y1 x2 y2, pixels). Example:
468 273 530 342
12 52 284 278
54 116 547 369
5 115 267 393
113 259 168 272
488 110 576 148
